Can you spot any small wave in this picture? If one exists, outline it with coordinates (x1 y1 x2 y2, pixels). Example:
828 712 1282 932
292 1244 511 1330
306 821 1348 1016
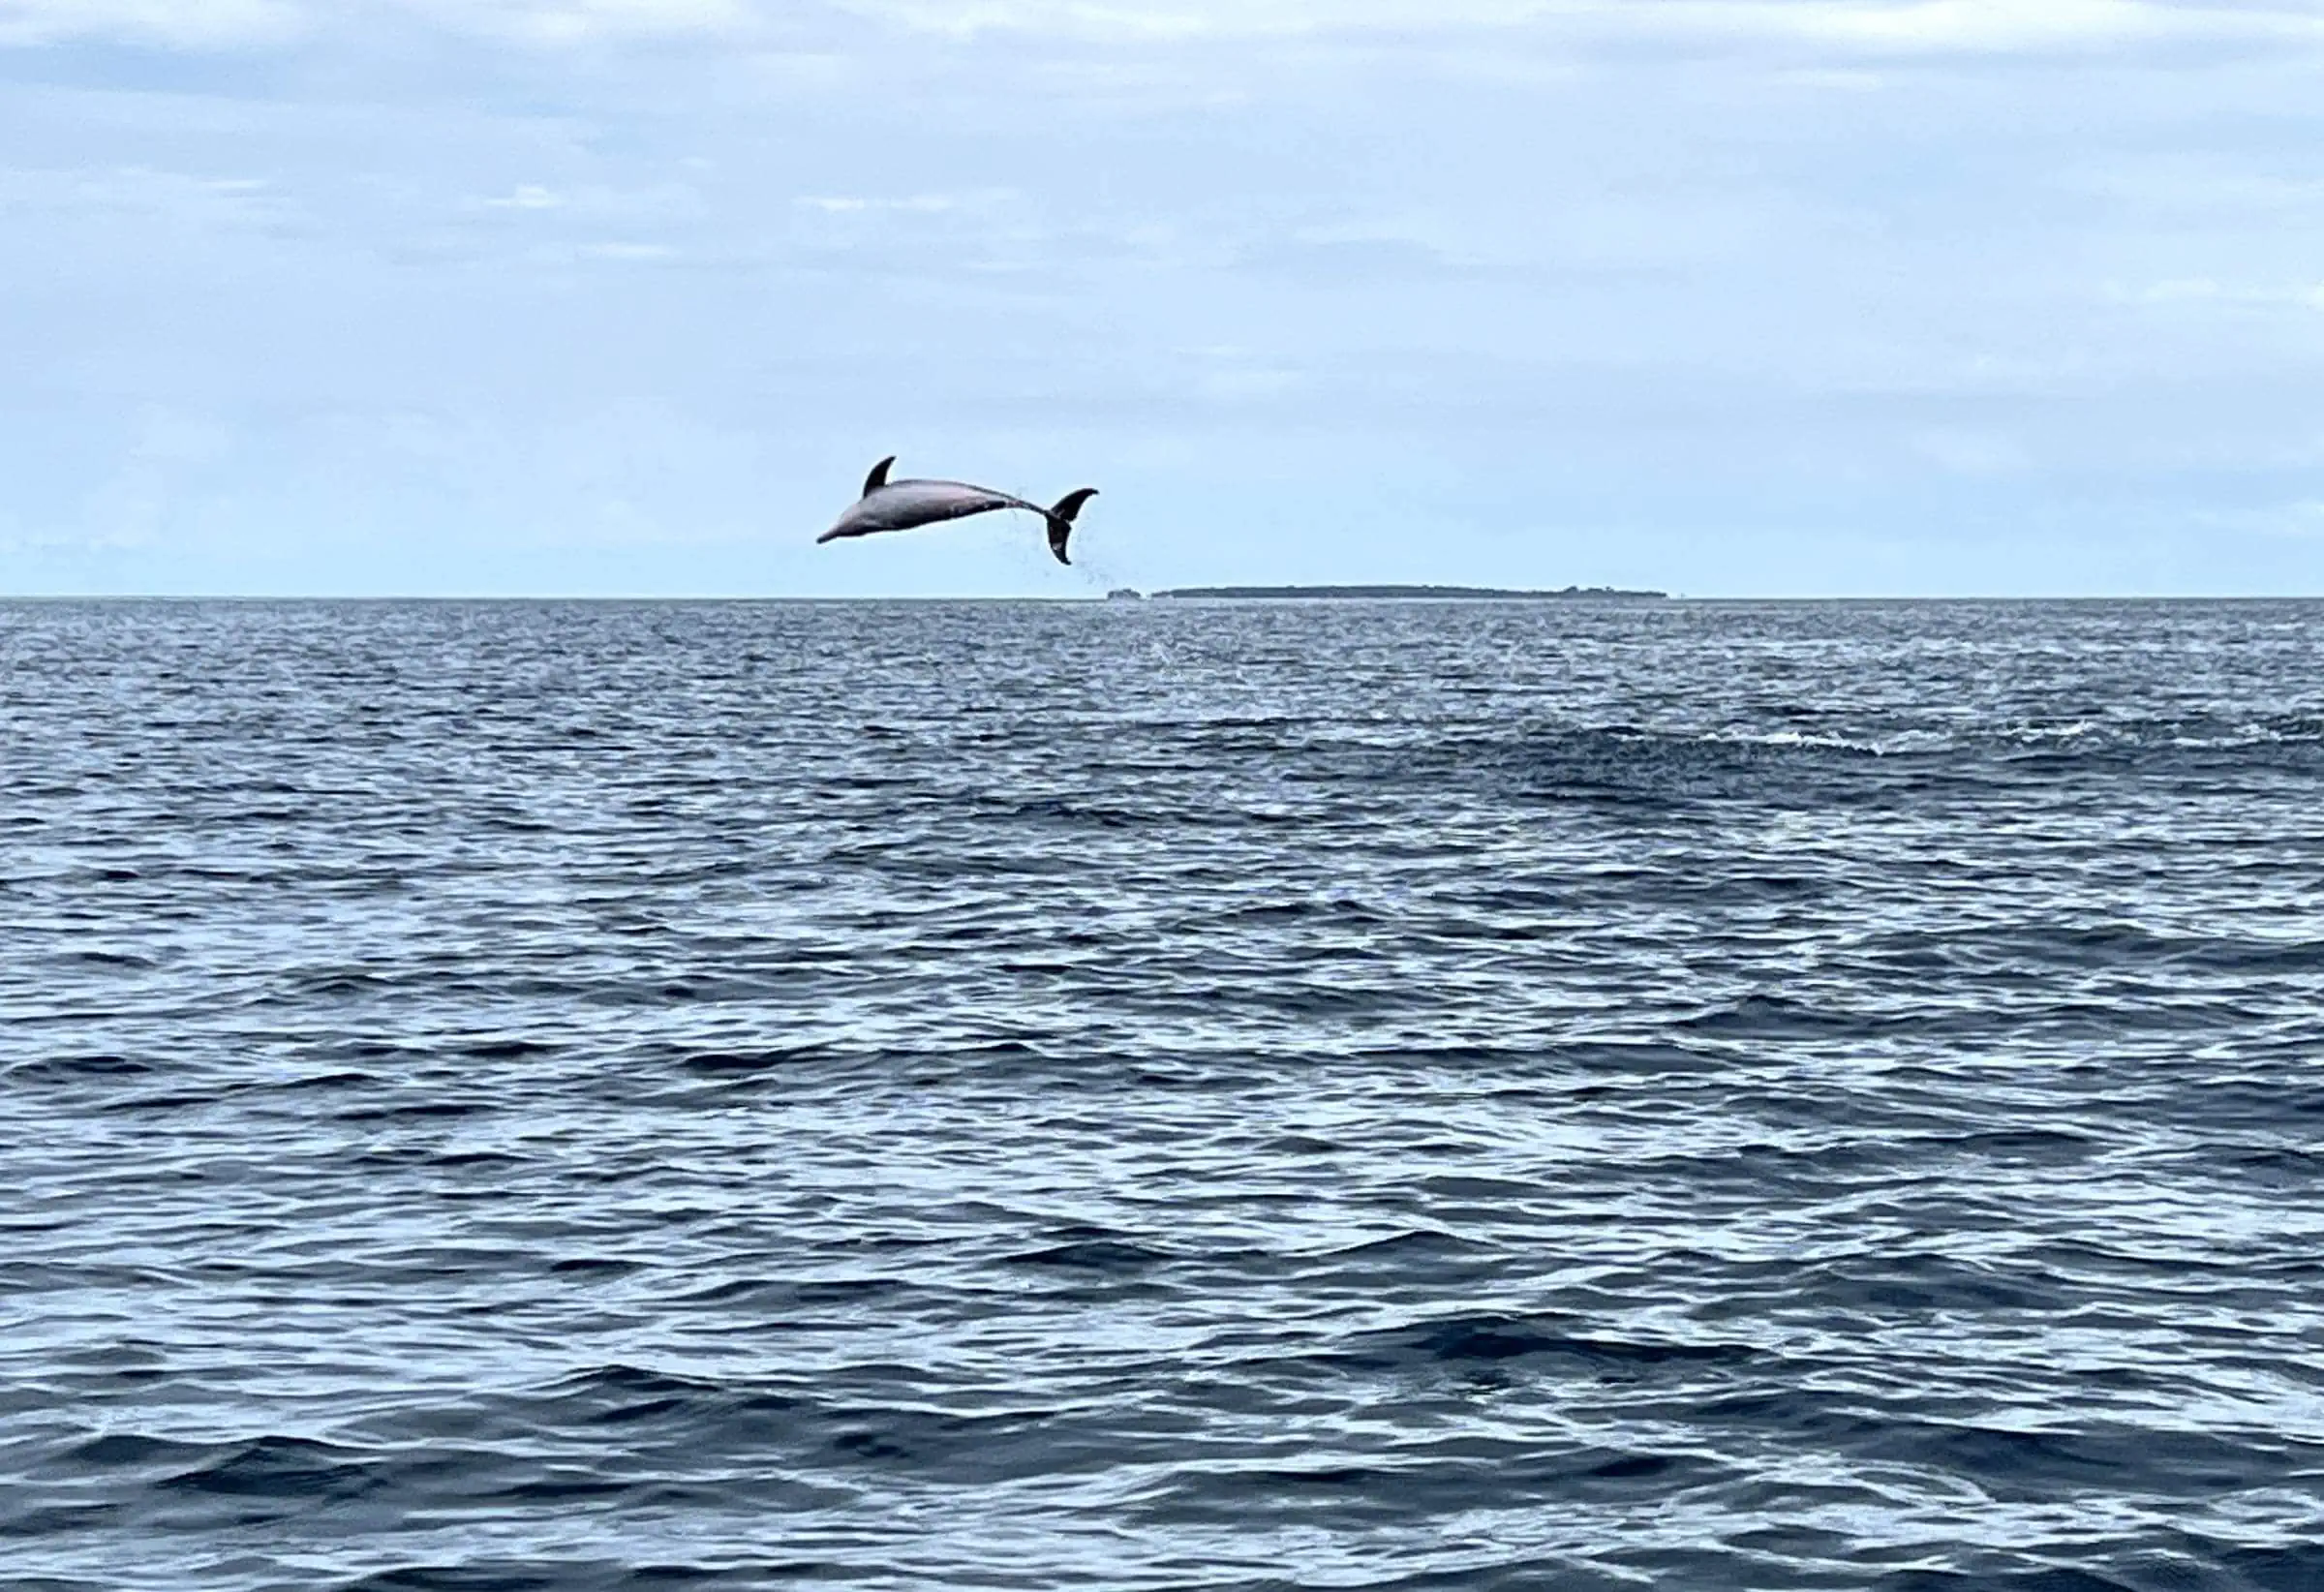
673 1275 902 1308
8 1054 152 1084
157 1435 381 1501
547 1255 642 1276
336 1098 493 1123
331 1563 640 1591
675 1044 845 1077
1299 1311 1760 1380
1682 993 1871 1036
1008 1224 1173 1273
1311 1229 1494 1264
61 1431 212 1469
1373 722 1904 809
459 1037 559 1060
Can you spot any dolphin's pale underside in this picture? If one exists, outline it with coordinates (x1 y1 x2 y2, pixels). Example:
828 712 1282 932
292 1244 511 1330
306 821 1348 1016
816 457 1098 566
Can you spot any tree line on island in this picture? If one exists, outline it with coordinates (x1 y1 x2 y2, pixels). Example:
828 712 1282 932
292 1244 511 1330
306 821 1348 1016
1105 585 1667 600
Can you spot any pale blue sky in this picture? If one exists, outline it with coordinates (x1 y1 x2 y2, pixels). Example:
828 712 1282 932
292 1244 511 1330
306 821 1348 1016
3 0 2321 596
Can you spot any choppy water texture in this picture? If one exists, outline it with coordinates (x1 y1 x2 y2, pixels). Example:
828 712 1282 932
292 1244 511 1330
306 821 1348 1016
7 598 2324 1592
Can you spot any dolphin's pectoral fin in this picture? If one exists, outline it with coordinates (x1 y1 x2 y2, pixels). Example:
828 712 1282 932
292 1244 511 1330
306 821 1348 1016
862 455 896 497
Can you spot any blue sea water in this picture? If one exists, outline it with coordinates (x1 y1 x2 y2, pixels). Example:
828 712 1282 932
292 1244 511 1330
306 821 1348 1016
5 597 2324 1592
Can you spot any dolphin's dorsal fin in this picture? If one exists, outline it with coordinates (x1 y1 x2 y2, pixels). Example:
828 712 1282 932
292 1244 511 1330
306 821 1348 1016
863 455 896 497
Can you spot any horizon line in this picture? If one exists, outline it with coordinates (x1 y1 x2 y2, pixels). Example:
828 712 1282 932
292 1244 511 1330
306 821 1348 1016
3 591 2321 603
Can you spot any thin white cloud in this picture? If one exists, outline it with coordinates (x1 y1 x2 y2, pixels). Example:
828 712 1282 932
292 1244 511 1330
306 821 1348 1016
2200 500 2324 539
1618 0 2324 53
464 181 708 228
796 194 964 214
395 0 754 43
0 165 290 229
0 0 753 46
841 0 2324 52
2107 277 2324 310
9 0 2322 51
579 239 676 259
0 0 304 46
484 184 564 210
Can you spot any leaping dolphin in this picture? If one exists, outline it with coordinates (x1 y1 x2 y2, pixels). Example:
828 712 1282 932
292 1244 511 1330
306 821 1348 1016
815 456 1099 566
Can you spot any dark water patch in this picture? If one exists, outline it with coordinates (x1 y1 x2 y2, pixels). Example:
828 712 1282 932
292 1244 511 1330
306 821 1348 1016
157 1435 382 1501
675 1275 902 1310
336 1098 495 1122
2216 1545 2324 1592
1008 1226 1173 1273
7 1053 153 1083
98 1089 219 1113
335 1568 607 1592
549 1256 642 1276
1940 1126 2097 1164
2218 1145 2324 1186
1313 1228 1495 1264
481 1470 634 1503
1147 1443 1737 1525
1308 1312 1761 1382
529 1364 782 1429
1874 1570 2135 1592
56 1430 212 1469
1681 993 1872 1036
460 1037 560 1060
40 948 162 971
335 1562 819 1590
674 1045 848 1077
810 1403 1083 1481
1406 723 1902 809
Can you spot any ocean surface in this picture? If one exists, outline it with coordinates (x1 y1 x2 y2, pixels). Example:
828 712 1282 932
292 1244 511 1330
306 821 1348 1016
6 597 2324 1592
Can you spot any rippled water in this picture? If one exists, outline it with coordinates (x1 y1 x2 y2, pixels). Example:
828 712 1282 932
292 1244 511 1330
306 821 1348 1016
7 597 2324 1592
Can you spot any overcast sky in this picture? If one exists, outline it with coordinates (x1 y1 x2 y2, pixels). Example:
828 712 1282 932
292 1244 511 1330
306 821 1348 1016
3 0 2321 596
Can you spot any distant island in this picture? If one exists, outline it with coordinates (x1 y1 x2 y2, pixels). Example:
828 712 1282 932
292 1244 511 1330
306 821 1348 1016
1143 584 1667 601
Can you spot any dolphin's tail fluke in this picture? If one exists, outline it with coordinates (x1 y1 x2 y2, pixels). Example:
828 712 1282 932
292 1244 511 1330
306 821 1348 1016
1044 488 1098 566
